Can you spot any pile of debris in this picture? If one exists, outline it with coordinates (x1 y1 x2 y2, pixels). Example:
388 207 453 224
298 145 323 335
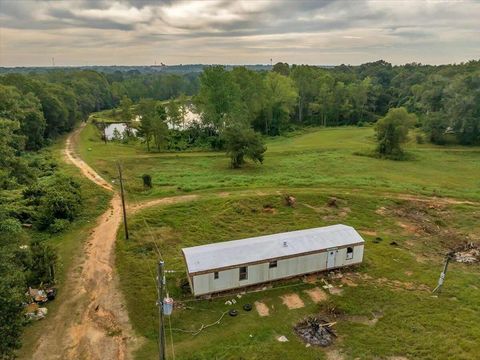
453 243 480 263
24 287 56 321
294 316 336 347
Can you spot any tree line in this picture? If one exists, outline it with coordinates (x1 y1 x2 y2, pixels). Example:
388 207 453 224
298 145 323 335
192 60 479 145
0 68 200 357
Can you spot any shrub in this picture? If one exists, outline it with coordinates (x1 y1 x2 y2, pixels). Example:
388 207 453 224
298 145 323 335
49 218 70 233
223 125 266 168
375 107 417 159
142 174 153 188
416 134 425 144
35 175 82 230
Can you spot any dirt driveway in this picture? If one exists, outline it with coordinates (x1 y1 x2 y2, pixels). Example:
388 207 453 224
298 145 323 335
31 124 137 360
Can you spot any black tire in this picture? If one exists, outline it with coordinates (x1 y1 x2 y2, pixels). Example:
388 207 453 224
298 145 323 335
229 309 238 317
243 303 252 311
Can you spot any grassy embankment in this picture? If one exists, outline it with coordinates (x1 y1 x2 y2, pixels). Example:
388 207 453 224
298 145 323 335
78 120 480 359
17 133 111 358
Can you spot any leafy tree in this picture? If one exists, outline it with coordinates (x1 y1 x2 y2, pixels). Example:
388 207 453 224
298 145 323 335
177 93 189 129
272 62 290 76
0 118 32 189
166 99 181 129
151 104 169 151
223 125 266 168
260 72 298 135
0 85 46 150
0 250 26 359
290 65 318 123
33 175 83 230
231 67 265 124
120 95 133 122
29 241 57 284
195 66 243 131
375 107 417 158
136 99 168 151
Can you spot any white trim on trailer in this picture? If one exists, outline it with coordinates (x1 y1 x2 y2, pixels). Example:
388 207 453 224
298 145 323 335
182 224 366 296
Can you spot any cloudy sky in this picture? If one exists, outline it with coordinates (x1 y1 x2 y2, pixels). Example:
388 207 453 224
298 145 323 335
0 0 479 66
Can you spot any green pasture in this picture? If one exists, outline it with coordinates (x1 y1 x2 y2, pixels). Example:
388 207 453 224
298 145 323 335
117 193 480 360
78 121 480 201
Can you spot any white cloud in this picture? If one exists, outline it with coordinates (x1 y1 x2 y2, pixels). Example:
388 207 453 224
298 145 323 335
0 0 479 66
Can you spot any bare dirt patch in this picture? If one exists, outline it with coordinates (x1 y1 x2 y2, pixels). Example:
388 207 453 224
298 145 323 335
359 229 378 236
303 274 318 284
344 312 383 327
340 277 358 287
254 301 270 317
326 349 345 360
328 287 344 296
281 293 305 309
304 288 328 303
262 204 277 214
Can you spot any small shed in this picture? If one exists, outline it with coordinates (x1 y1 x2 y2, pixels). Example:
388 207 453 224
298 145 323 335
182 224 365 296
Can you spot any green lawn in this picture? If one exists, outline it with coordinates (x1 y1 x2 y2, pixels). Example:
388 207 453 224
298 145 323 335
79 122 480 202
77 120 480 359
117 193 480 360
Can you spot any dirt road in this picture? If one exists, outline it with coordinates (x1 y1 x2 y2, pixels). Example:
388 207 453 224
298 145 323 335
31 124 137 360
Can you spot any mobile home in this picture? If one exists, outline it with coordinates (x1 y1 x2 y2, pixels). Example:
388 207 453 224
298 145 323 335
182 224 365 296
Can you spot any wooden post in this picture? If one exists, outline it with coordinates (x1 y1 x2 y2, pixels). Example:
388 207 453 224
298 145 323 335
117 162 129 240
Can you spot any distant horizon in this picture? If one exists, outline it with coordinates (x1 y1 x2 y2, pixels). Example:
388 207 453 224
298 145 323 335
1 59 479 69
1 0 479 67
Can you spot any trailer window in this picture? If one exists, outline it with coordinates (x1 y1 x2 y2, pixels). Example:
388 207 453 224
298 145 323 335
269 260 277 268
346 247 354 260
214 271 219 279
239 266 248 280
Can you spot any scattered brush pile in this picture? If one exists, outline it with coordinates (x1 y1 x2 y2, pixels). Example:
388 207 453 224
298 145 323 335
294 316 336 347
452 243 480 263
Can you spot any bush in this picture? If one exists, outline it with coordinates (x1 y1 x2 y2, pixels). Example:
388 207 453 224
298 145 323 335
49 218 70 233
375 107 417 159
34 175 82 230
223 125 266 168
416 134 425 144
0 251 26 359
142 174 153 188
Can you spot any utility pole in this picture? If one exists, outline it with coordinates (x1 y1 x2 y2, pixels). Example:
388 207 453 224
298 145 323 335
157 260 166 360
117 162 129 240
433 252 453 294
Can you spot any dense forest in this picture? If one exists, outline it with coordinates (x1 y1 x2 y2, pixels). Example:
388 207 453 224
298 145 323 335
192 60 480 144
0 59 479 357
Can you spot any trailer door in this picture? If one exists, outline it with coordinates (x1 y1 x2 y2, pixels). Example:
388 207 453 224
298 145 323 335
326 249 337 269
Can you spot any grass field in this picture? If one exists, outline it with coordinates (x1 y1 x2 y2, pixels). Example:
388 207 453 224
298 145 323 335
117 193 479 359
77 119 480 359
79 122 480 201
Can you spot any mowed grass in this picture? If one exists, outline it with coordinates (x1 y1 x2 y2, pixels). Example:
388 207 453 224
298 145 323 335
79 122 480 201
116 193 480 360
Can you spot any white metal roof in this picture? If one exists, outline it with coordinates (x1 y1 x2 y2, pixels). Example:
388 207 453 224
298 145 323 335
182 224 364 274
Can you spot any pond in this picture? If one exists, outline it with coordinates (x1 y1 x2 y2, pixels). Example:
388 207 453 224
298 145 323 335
104 123 138 140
